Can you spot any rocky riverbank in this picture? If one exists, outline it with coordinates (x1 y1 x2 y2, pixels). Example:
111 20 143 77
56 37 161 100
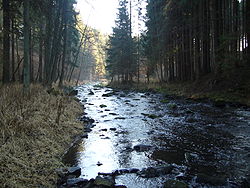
0 84 83 187
57 165 191 188
108 76 250 107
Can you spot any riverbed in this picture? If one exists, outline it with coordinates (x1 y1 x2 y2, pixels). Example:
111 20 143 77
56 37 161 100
63 84 250 187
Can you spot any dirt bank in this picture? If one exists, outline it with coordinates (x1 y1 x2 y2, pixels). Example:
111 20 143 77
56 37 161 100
109 73 250 107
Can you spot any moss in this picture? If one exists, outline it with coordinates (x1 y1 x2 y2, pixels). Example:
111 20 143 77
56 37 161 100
160 99 169 103
142 113 160 119
0 84 83 187
168 103 177 109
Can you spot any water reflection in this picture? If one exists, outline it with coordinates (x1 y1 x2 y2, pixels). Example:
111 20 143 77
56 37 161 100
78 133 119 179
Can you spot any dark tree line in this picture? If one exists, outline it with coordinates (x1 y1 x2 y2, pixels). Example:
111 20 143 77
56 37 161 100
145 0 250 83
106 0 137 83
0 0 89 89
106 0 249 85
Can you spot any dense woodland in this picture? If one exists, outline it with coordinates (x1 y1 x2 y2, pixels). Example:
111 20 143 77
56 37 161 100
1 0 250 91
0 0 107 89
107 0 250 88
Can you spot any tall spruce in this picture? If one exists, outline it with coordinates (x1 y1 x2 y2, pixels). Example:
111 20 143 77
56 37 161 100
106 0 136 83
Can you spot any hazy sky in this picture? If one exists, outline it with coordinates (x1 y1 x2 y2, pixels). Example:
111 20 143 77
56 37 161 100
76 0 119 34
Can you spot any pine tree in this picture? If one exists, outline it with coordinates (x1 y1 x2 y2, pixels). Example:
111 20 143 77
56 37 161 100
106 0 136 83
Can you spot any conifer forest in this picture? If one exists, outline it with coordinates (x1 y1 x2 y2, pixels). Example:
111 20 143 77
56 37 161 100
107 0 250 85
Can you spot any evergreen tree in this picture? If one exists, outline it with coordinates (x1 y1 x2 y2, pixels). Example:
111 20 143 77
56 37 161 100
106 0 136 83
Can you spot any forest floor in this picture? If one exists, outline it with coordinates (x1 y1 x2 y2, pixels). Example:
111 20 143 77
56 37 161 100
109 69 250 107
0 84 83 187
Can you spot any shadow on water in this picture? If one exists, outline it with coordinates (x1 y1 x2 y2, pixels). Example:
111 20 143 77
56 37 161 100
62 138 84 167
63 84 250 187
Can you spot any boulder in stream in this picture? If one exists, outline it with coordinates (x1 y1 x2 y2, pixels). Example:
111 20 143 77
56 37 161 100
163 179 188 188
114 117 126 120
102 92 115 97
88 90 94 95
138 165 173 178
109 112 118 116
138 167 159 178
184 152 199 164
97 161 103 166
112 168 140 176
79 116 95 124
94 175 115 187
81 133 88 138
101 136 111 139
196 173 227 186
68 89 78 96
66 178 88 187
133 144 152 152
56 166 81 178
100 104 107 108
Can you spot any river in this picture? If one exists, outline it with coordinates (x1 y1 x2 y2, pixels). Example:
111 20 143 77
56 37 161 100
63 84 250 187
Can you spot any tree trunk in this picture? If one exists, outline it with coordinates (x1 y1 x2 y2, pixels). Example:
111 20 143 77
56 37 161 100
30 28 34 82
76 54 84 86
44 1 53 85
11 18 15 81
49 0 64 84
2 0 10 83
59 0 68 87
37 23 43 82
246 0 250 62
15 33 21 81
23 0 30 93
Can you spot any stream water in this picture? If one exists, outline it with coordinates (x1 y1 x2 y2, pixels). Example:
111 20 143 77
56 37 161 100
63 84 250 187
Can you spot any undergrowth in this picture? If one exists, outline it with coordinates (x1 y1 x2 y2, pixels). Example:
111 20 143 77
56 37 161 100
0 84 83 187
109 77 250 106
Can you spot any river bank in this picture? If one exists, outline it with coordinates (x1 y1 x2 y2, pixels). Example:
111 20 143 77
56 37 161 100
108 76 250 107
0 84 83 187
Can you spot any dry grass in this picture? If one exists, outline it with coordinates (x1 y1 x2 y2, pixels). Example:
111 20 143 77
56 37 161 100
0 84 83 187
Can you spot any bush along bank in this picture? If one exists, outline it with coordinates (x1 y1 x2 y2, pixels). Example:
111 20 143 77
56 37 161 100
0 84 83 187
